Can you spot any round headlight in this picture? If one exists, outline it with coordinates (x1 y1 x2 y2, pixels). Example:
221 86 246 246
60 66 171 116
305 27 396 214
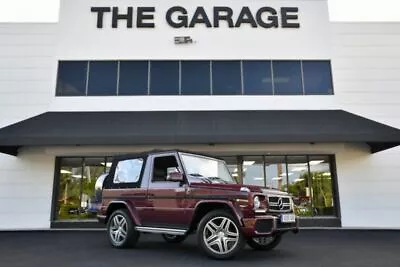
253 196 261 210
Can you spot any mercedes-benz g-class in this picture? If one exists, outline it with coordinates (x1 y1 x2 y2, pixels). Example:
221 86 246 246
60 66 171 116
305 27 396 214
97 150 299 259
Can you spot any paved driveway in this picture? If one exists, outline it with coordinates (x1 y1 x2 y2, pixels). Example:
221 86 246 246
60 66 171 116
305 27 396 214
0 230 399 267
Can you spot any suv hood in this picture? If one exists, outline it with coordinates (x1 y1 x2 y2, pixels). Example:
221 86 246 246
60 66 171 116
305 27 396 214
189 182 264 193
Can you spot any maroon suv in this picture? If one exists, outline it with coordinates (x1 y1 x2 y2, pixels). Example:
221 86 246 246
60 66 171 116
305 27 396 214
97 150 299 259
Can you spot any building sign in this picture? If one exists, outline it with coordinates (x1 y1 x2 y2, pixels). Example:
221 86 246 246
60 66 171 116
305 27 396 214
91 6 300 29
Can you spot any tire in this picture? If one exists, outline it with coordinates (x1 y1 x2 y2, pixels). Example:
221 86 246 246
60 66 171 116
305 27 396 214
107 209 140 249
247 234 282 251
197 210 245 260
161 234 187 244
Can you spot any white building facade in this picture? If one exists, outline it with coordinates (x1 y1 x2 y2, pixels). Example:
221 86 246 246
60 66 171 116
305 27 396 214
0 0 400 230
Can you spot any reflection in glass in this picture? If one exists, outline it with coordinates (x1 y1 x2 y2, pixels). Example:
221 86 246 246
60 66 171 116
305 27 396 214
287 156 312 217
273 61 303 95
243 61 273 95
242 156 264 187
82 158 107 219
309 156 335 216
212 61 242 95
56 61 87 96
150 61 179 95
181 61 211 95
87 61 118 96
57 158 83 220
119 61 149 95
265 156 287 191
303 61 333 95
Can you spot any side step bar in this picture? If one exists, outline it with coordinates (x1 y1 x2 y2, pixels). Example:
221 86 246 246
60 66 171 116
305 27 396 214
135 226 187 236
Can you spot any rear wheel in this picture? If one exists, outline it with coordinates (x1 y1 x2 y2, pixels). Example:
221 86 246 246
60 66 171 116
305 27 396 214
107 209 140 249
197 210 245 260
161 234 187 244
247 234 282 251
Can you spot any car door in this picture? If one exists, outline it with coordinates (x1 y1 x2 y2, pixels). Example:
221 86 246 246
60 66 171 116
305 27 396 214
142 152 189 229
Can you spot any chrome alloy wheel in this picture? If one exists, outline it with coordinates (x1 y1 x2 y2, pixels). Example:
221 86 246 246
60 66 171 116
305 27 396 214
109 214 128 245
203 217 240 255
252 236 274 245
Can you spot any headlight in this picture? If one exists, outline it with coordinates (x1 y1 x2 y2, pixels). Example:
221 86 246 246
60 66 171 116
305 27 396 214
253 196 261 210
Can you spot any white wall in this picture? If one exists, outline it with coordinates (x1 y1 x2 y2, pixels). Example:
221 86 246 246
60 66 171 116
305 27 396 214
332 23 400 229
57 0 331 60
0 151 55 230
0 23 56 128
0 24 57 230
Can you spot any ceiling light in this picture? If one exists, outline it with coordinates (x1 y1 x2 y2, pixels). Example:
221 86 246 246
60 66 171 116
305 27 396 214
309 160 324 166
101 162 112 167
71 174 87 179
291 167 308 172
243 161 255 166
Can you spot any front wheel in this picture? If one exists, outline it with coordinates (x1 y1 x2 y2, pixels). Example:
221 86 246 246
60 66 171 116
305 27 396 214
197 210 245 260
107 209 140 249
161 234 187 244
247 234 282 251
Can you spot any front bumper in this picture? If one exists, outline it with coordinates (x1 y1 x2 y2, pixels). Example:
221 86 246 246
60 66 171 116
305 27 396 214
241 214 300 237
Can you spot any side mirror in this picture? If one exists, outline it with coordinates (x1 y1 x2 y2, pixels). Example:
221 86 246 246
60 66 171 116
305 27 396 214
166 167 184 182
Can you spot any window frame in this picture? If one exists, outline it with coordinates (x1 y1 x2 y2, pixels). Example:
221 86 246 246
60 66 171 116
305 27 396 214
149 153 186 184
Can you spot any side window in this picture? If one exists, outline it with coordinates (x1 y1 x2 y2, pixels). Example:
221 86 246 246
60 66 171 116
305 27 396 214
114 158 144 184
152 156 180 182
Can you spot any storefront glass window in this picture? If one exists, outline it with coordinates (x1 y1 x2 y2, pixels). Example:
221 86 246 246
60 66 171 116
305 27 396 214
309 156 335 216
54 154 337 221
242 156 265 187
56 61 87 96
212 61 242 95
181 61 211 95
119 61 149 95
287 156 313 217
273 61 303 95
87 61 118 96
243 61 273 95
82 158 107 219
303 61 333 95
265 156 287 191
56 157 108 220
57 158 84 220
150 61 179 95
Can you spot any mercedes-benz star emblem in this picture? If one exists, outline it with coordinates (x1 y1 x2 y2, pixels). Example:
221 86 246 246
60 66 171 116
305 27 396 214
277 198 284 210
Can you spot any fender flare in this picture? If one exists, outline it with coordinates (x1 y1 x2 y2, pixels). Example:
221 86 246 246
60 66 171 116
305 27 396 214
192 199 244 226
106 200 141 226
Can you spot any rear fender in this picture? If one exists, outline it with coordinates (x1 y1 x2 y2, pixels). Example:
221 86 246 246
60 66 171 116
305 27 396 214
106 201 141 226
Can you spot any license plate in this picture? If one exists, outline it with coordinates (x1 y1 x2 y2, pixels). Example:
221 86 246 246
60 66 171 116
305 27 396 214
280 214 296 223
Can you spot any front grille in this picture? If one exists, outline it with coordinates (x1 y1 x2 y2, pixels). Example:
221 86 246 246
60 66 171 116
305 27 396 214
268 196 292 212
255 219 274 233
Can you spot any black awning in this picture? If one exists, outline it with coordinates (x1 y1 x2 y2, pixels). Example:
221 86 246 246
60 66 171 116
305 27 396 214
0 110 400 156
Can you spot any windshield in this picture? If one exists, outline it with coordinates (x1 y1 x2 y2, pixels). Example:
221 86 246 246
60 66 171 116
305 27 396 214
179 153 236 184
